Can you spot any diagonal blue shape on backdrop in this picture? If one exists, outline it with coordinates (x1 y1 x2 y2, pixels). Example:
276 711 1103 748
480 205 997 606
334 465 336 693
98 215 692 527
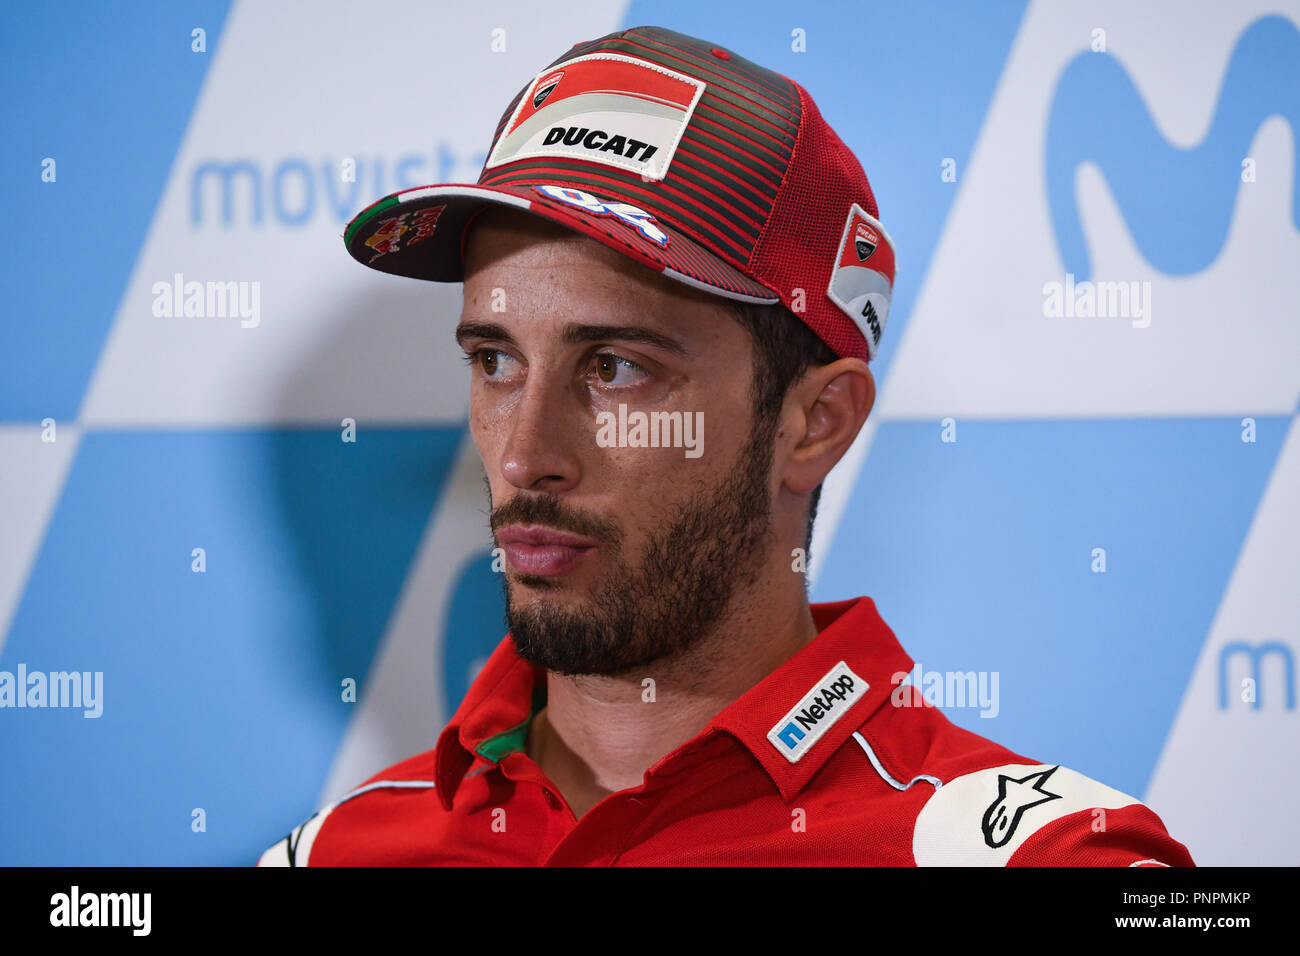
0 427 461 865
0 0 233 422
814 417 1289 799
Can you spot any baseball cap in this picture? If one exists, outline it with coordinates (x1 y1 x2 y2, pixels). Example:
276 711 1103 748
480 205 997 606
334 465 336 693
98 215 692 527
343 25 897 361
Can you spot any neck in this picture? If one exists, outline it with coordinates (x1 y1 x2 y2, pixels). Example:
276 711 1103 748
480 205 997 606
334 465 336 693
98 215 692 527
526 573 818 819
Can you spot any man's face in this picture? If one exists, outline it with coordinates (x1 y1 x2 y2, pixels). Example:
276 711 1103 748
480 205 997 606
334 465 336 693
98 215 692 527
457 205 779 677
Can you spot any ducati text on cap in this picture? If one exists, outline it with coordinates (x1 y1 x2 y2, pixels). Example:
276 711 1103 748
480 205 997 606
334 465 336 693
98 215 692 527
484 52 705 182
766 661 868 763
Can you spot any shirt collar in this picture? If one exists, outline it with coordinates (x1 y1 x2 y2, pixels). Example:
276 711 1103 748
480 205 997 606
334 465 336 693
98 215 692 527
709 596 914 800
433 596 913 808
433 634 546 811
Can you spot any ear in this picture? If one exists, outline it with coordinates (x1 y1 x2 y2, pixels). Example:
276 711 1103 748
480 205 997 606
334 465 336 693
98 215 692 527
779 358 875 495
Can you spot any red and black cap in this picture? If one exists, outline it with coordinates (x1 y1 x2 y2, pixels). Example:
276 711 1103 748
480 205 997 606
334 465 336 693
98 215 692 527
343 25 897 360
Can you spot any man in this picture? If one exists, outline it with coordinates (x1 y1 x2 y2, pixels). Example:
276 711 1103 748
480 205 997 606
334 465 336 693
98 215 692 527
260 25 1194 866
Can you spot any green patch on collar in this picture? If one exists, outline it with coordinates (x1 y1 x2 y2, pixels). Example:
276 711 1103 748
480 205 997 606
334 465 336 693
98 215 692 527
474 681 547 762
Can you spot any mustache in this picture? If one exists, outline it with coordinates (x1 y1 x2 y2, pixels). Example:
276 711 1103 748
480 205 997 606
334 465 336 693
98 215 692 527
489 491 624 547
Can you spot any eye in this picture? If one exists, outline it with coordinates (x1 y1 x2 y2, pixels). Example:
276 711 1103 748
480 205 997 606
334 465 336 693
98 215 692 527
463 348 520 379
592 352 647 387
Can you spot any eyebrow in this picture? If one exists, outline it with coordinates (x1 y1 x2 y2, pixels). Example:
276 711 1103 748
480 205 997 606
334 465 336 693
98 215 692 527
454 321 687 357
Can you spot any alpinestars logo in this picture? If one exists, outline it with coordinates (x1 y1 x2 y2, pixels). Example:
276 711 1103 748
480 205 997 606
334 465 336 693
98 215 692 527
981 765 1063 848
767 661 868 763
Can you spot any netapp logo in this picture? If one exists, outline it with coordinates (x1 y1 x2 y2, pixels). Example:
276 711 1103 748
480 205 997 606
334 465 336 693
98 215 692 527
767 662 868 763
541 126 660 163
792 676 856 730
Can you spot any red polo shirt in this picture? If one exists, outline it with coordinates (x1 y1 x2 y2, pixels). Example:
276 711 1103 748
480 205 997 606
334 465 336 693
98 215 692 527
258 596 1195 866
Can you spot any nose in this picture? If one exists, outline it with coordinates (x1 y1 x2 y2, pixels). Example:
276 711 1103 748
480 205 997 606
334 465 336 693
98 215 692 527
499 371 582 493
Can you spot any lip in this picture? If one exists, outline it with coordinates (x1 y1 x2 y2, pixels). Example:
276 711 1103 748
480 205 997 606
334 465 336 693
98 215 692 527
496 524 597 577
496 525 598 548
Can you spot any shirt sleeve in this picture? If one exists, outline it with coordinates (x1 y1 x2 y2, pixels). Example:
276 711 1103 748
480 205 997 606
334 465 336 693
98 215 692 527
1006 803 1195 866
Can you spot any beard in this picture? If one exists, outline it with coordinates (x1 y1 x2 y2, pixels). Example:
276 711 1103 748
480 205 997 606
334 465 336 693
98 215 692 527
489 410 778 677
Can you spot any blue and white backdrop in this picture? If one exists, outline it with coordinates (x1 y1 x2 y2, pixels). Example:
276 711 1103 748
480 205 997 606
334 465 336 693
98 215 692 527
1 0 1296 865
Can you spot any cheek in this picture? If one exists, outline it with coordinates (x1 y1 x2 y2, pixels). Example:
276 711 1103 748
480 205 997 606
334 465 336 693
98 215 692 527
470 366 528 422
616 399 750 483
468 393 508 468
609 445 720 505
578 441 707 509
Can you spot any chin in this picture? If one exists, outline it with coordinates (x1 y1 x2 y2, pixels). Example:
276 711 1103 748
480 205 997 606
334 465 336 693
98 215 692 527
508 572 598 600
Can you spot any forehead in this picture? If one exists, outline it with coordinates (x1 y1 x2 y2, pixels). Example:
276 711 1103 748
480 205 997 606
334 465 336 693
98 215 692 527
463 204 593 271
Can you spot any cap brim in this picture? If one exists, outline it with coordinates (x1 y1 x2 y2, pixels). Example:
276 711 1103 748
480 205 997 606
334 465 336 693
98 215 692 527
343 183 780 304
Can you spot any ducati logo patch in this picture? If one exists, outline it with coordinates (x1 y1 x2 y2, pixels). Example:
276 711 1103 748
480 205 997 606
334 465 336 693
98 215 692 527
854 221 878 260
486 52 706 181
827 203 897 359
532 71 563 109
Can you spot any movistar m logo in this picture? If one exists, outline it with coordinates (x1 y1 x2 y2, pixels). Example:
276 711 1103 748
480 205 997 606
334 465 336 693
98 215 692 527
1045 15 1300 282
767 662 868 763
